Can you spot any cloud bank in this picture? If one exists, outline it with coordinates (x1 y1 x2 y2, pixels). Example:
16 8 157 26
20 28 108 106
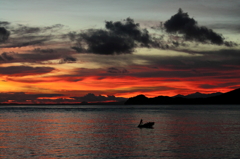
0 92 127 103
72 93 127 103
68 10 238 56
0 92 63 103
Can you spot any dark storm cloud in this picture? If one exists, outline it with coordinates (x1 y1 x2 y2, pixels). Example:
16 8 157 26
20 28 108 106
164 8 225 45
70 18 155 55
69 13 238 55
72 29 135 54
0 92 63 102
0 27 10 43
0 66 55 76
105 18 151 47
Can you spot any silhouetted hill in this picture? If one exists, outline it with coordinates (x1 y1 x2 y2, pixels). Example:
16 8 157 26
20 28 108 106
173 92 223 98
125 88 240 105
124 94 149 104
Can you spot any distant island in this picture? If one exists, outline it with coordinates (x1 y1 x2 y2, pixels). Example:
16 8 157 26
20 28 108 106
125 88 240 105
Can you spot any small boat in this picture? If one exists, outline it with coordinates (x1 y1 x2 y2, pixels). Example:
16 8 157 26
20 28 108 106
137 119 154 129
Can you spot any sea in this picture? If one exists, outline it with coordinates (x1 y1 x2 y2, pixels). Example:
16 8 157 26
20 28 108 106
0 105 240 159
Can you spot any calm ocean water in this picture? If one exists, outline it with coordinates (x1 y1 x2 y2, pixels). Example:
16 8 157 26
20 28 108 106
0 105 240 159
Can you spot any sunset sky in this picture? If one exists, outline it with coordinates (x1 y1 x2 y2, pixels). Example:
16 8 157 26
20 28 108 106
1 0 240 103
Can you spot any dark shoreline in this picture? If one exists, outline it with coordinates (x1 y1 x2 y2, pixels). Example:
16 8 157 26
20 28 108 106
125 88 240 105
1 88 240 106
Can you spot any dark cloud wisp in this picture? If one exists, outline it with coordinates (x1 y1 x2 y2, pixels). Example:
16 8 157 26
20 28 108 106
11 24 64 35
0 21 10 27
59 56 77 64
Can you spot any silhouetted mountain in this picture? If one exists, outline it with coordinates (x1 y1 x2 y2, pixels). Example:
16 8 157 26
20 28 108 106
124 94 149 105
125 88 240 105
173 92 223 98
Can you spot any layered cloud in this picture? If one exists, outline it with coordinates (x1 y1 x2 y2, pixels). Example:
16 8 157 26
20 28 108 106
0 23 64 48
0 66 55 76
107 67 129 74
0 22 80 66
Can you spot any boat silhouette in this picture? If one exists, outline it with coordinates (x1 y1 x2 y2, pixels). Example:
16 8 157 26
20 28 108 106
137 119 154 129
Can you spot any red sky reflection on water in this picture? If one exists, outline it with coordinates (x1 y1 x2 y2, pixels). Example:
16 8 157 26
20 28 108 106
1 107 240 158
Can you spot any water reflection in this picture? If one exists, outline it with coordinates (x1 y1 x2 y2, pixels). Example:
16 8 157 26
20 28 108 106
0 106 240 158
163 110 240 158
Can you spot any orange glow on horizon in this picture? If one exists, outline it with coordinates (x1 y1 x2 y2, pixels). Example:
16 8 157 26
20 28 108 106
1 61 239 102
1 74 237 99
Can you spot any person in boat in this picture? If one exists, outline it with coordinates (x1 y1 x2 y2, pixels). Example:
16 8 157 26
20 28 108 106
138 119 154 128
